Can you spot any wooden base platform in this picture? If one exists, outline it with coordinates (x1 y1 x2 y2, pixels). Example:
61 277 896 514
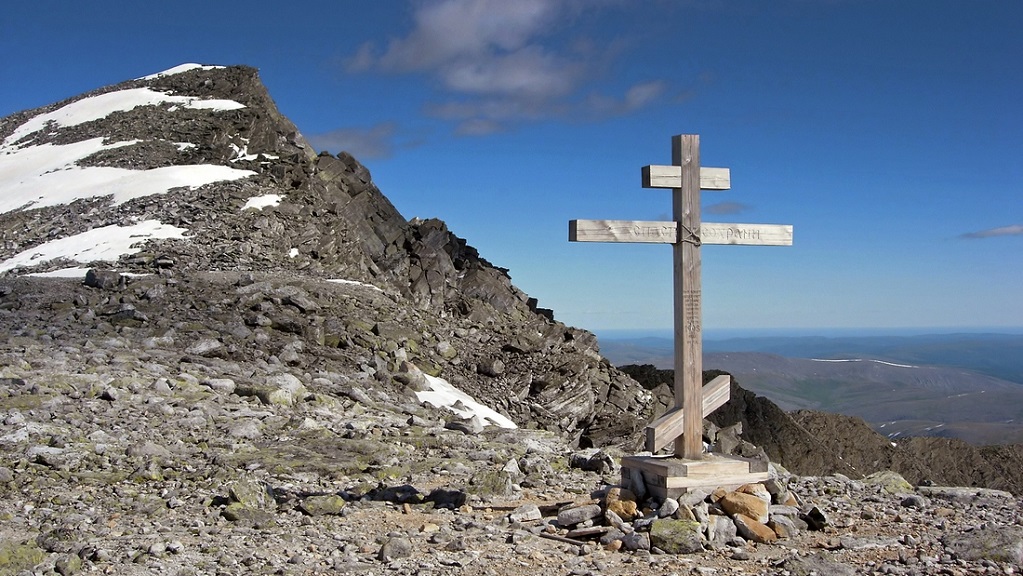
621 453 770 500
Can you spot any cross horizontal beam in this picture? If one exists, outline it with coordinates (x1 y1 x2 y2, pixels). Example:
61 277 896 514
642 166 731 190
569 220 793 246
645 375 731 453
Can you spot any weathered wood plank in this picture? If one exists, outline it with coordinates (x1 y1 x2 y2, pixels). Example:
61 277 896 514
569 220 793 246
569 219 676 243
664 472 771 489
701 223 793 246
642 165 731 190
644 375 731 453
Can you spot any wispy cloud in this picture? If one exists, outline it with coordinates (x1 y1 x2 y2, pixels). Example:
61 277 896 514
305 123 403 159
346 0 671 134
959 224 1023 239
705 201 750 216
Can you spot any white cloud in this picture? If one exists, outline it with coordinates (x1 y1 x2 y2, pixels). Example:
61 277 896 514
960 224 1023 239
705 201 750 216
345 0 667 133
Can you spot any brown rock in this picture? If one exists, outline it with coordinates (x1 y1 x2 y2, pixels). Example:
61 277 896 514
604 487 639 521
737 483 771 504
734 514 778 544
719 491 769 523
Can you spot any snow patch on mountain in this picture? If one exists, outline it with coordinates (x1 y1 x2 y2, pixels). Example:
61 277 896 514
3 87 245 147
0 220 188 274
0 137 255 213
417 374 517 429
139 63 225 80
242 194 284 210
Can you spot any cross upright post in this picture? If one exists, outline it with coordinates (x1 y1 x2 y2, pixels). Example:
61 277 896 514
673 134 704 459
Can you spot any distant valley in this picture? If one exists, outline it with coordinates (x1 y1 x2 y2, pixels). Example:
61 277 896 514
599 333 1023 445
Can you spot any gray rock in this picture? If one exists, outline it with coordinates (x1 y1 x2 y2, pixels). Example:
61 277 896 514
557 504 603 527
445 416 484 435
299 495 347 516
203 378 237 393
658 497 680 518
621 531 650 552
378 537 412 561
781 553 857 576
900 494 927 508
707 515 737 548
630 467 648 500
918 485 1016 507
942 525 1023 565
185 338 224 357
509 503 542 523
84 269 124 290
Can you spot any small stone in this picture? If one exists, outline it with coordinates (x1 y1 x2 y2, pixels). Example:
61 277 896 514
55 554 83 576
100 387 120 402
801 505 829 531
509 503 542 523
378 537 412 561
621 531 650 552
707 515 738 548
558 504 603 527
768 515 800 539
658 497 680 518
900 494 927 509
737 483 772 504
299 495 347 516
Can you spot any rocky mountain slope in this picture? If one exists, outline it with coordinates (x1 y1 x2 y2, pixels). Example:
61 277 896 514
0 63 650 448
2 64 1022 574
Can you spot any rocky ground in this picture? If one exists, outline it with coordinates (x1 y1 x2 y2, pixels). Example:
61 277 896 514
2 277 1022 575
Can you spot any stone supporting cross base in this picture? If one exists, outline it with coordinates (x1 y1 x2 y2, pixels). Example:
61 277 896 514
621 454 770 500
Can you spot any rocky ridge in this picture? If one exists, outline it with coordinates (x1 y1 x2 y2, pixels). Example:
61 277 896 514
0 63 649 448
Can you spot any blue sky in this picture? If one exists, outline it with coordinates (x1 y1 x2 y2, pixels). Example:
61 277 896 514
2 1 1020 333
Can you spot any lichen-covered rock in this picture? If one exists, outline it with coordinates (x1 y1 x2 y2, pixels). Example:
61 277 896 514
298 495 346 516
649 518 703 554
863 470 914 494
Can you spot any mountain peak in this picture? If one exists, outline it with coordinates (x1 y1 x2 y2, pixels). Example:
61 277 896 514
0 63 519 314
0 63 651 447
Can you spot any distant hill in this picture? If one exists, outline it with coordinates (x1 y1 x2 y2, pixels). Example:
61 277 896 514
600 333 1023 445
620 366 1023 495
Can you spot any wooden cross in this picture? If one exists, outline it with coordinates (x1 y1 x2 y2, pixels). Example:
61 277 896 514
569 134 793 460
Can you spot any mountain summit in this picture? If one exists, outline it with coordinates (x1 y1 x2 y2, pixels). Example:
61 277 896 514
0 63 649 445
